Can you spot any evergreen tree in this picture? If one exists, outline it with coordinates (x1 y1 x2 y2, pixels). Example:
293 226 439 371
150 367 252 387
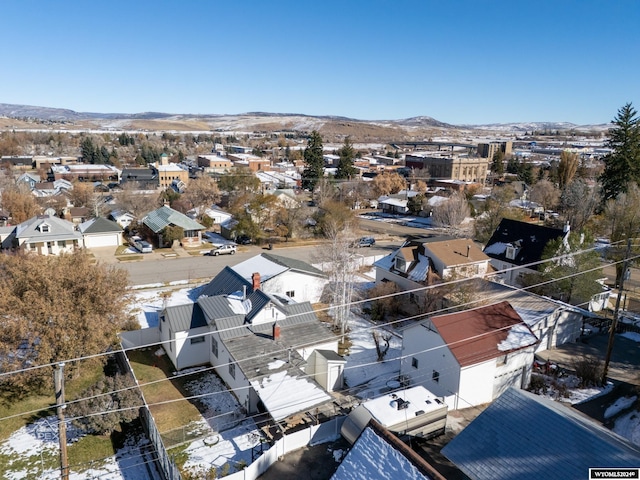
302 130 324 190
600 103 640 202
336 136 357 179
81 137 96 163
491 150 504 176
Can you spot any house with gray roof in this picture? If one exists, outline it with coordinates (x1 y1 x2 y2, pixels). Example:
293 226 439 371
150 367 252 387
142 204 205 247
78 217 123 248
159 273 341 422
11 214 82 255
200 253 327 303
442 387 640 480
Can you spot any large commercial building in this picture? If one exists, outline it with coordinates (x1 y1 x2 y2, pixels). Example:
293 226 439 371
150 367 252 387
477 141 513 159
404 153 489 184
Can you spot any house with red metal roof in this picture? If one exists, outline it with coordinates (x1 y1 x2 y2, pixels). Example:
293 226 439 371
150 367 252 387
399 301 539 409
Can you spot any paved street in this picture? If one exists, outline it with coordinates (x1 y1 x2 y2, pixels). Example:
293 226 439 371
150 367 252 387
93 241 399 286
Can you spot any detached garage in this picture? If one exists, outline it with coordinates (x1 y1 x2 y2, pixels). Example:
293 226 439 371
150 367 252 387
79 217 123 249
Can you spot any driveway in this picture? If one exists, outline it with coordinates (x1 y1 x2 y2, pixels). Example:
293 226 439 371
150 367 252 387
540 333 640 385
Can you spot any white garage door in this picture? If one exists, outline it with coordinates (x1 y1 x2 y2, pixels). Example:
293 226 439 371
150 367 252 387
84 234 121 248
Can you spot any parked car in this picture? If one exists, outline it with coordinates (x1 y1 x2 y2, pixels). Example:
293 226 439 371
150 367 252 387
210 244 237 256
235 235 252 245
353 236 375 248
129 235 153 253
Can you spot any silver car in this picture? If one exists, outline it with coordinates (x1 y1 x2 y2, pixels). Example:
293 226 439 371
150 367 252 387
210 244 237 256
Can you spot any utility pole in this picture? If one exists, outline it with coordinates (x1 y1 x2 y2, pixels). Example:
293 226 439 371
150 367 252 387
602 238 632 385
54 363 69 480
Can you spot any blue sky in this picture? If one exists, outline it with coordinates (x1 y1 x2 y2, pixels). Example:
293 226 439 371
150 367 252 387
2 1 638 125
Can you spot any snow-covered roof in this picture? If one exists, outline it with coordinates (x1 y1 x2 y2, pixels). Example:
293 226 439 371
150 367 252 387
332 423 441 480
362 386 445 429
250 370 330 421
483 241 509 255
231 255 289 283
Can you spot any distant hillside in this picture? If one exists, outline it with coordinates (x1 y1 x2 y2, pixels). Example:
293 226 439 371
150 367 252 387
0 103 607 139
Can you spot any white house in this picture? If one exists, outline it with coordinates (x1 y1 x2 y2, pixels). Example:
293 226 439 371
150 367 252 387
109 210 136 230
400 301 539 410
465 279 592 354
158 255 341 422
201 252 327 304
12 214 82 255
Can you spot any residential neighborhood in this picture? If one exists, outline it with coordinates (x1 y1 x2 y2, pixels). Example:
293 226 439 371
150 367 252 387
1 102 640 480
0 0 639 473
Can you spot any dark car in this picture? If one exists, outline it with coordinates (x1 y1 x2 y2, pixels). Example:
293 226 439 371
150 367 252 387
354 236 375 248
235 235 252 245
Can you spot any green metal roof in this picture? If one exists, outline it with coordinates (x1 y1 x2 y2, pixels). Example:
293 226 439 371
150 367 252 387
142 205 205 233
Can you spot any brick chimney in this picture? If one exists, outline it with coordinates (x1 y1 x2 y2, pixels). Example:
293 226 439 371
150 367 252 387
252 272 261 291
272 322 280 340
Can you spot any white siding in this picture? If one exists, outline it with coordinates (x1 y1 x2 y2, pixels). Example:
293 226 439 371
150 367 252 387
457 361 495 409
400 324 460 400
263 271 325 304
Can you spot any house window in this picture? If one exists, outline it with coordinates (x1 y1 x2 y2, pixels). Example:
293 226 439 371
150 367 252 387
190 336 205 344
59 240 66 248
506 246 516 260
229 360 236 379
40 224 50 233
432 370 440 383
159 315 164 332
286 291 295 298
412 357 419 369
168 329 173 352
211 337 218 357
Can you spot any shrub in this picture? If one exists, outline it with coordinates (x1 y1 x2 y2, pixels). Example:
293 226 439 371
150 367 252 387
573 355 603 387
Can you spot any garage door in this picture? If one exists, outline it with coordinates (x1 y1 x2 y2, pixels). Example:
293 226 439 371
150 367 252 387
84 234 121 248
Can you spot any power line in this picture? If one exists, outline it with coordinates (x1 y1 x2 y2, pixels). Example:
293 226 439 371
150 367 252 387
0 242 629 426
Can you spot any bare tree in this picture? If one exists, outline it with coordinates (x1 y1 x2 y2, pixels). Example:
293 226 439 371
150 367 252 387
372 172 406 197
372 331 392 361
316 217 358 339
182 174 221 213
558 151 579 189
114 182 161 218
560 180 599 232
603 183 640 286
431 192 471 234
529 179 560 212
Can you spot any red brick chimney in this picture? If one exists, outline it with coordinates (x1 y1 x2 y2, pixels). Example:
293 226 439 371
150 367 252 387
272 322 280 340
252 272 261 291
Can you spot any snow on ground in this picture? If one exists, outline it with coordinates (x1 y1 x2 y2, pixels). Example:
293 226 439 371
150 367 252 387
129 286 201 328
534 373 614 405
621 332 640 343
0 417 158 480
9 276 640 477
605 396 638 419
342 311 402 400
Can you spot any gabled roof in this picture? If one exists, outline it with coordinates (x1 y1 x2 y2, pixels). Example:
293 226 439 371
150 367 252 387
484 218 565 268
332 420 445 480
241 253 325 280
426 301 538 367
199 266 251 298
164 303 208 332
15 215 82 242
442 387 640 480
78 217 123 234
424 238 489 267
142 205 205 233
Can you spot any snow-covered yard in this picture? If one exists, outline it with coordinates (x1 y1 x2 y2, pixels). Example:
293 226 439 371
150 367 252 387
4 275 640 478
